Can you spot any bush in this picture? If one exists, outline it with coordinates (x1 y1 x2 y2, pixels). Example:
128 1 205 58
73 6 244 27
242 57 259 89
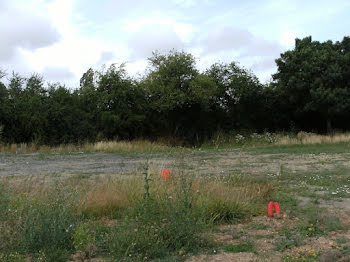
106 170 211 261
16 186 80 260
223 242 254 253
203 198 246 224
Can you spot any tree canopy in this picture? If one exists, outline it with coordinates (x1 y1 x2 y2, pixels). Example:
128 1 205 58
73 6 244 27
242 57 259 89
273 36 350 132
1 36 350 145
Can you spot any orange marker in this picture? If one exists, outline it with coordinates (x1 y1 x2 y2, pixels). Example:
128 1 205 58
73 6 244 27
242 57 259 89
267 201 274 218
274 202 281 214
161 169 171 180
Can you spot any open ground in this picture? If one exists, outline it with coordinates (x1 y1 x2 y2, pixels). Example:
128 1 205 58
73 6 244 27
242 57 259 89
1 139 350 261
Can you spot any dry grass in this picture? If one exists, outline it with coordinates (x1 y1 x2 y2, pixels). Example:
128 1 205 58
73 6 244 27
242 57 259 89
277 132 350 145
0 170 271 220
2 132 350 154
86 140 172 153
0 140 175 154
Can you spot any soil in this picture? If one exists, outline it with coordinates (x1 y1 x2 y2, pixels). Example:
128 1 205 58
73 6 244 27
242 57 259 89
1 151 350 178
2 150 350 261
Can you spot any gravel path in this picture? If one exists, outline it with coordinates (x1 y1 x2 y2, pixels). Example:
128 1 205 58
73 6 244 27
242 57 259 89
1 150 350 177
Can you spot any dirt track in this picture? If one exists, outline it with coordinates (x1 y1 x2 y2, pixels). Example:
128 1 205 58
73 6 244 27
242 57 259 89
1 150 350 177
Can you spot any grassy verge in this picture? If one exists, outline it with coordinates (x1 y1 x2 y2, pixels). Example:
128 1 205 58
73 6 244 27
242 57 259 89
0 140 178 154
1 139 350 261
2 132 350 154
0 166 271 261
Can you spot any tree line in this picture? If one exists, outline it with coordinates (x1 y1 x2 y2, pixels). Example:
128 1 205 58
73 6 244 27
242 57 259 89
0 36 350 145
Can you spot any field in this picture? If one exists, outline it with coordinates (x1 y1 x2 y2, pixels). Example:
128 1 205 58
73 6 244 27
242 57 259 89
1 136 350 261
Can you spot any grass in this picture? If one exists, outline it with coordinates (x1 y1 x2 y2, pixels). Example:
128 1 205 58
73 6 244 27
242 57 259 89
2 131 350 154
0 140 178 154
0 165 269 261
1 137 350 261
223 242 255 253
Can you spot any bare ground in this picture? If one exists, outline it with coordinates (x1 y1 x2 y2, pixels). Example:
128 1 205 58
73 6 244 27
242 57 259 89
2 149 350 261
1 150 350 177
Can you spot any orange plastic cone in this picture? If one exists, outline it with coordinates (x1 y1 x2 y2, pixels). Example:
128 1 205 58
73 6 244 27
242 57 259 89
267 201 274 218
274 202 281 214
161 169 171 180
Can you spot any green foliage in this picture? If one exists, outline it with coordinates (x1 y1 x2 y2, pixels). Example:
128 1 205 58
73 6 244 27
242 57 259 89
223 242 254 253
106 172 210 261
273 36 350 132
73 223 94 252
322 216 344 231
96 64 146 140
0 184 10 219
16 187 79 257
206 62 266 130
203 198 246 224
298 223 324 238
275 229 304 251
1 35 350 145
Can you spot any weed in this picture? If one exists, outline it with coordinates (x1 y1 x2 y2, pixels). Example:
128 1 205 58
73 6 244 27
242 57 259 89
223 241 254 253
203 198 246 224
282 253 319 262
16 185 79 260
275 229 304 251
0 252 25 262
335 238 347 244
298 223 324 238
246 222 268 230
73 223 95 253
321 215 344 231
106 168 211 261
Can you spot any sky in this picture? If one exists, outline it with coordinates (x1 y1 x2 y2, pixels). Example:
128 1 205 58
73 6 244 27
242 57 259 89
0 0 349 88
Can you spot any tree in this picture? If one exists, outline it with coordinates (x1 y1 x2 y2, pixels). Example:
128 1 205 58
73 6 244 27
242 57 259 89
79 68 99 141
96 64 146 140
206 62 265 131
0 69 7 142
46 84 87 144
23 73 48 142
143 50 217 143
6 72 26 142
273 36 350 132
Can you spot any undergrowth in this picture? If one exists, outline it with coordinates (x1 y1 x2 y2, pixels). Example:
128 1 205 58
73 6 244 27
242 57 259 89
0 166 267 261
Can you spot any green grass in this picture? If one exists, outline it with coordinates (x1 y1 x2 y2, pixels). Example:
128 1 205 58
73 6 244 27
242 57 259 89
245 142 350 154
223 242 255 253
1 140 350 261
275 228 304 251
2 167 256 261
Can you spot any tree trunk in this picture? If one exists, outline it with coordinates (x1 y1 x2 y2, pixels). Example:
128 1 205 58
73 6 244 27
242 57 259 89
327 118 332 134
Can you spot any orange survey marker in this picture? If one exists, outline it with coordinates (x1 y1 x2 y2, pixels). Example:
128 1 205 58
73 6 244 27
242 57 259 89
161 169 171 180
267 201 274 218
274 202 281 215
267 201 281 218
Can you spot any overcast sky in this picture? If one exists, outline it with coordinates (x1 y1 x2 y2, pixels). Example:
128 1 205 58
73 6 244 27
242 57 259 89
1 0 349 88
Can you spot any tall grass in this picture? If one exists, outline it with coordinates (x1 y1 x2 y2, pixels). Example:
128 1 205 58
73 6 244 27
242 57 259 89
203 131 350 148
1 132 350 154
0 183 80 261
0 168 272 261
276 131 350 145
0 140 177 154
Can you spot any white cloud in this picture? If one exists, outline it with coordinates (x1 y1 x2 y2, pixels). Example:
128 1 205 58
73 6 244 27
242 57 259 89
1 0 349 86
97 51 115 65
202 27 253 54
128 23 184 60
280 30 300 47
173 0 197 8
42 66 75 82
0 1 60 61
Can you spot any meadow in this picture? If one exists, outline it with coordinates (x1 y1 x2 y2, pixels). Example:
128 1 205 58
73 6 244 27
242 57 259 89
0 132 350 262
